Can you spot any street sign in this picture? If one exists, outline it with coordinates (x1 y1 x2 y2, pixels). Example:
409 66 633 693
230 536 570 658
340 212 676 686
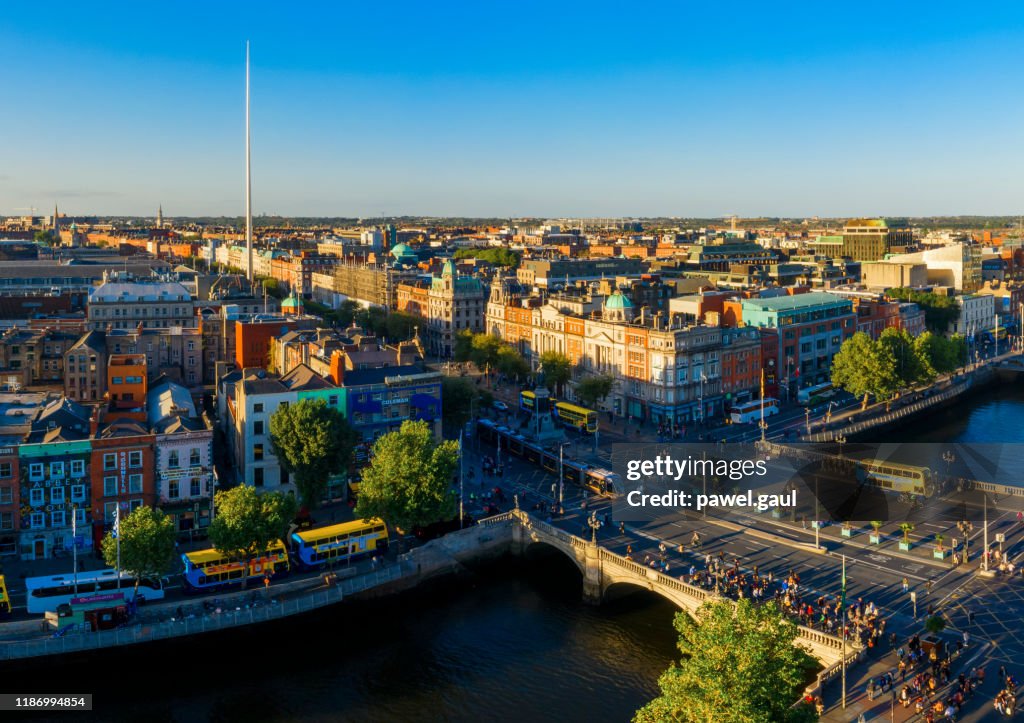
996 533 1006 543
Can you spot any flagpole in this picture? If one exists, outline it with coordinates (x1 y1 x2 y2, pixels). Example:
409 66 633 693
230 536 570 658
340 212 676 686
72 507 78 595
841 553 847 709
115 504 121 591
459 430 465 529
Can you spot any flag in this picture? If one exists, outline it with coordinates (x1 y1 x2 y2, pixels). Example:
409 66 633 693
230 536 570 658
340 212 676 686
112 504 120 539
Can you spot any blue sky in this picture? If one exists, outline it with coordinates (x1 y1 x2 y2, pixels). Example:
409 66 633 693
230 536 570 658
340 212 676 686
2 2 1024 218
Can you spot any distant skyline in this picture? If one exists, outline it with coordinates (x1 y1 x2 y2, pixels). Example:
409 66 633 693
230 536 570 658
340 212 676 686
3 3 1024 218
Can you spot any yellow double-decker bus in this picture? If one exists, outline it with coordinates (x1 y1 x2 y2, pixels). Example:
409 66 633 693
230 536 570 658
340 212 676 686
859 460 933 498
554 401 599 433
181 541 290 593
290 518 389 569
0 574 11 618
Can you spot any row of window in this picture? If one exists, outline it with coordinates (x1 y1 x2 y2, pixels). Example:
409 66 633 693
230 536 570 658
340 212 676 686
24 508 87 529
167 478 204 499
166 449 204 468
28 460 87 481
26 485 88 506
102 475 143 496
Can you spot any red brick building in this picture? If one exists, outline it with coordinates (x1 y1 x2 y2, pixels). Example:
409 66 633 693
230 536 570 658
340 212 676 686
89 418 156 549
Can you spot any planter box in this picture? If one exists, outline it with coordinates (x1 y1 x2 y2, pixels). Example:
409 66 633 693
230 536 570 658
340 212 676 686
899 541 913 551
811 521 825 529
841 527 854 538
933 549 948 560
770 509 782 519
870 534 882 544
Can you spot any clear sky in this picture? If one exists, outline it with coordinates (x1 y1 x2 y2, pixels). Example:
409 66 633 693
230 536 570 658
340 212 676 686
2 2 1024 219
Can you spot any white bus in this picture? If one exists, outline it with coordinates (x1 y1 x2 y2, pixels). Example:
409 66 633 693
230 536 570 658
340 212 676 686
797 382 835 405
25 569 165 615
858 460 933 499
729 398 780 425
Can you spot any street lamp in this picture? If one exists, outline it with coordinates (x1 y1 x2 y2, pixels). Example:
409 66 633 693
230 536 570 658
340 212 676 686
835 433 847 459
558 441 571 512
805 407 811 436
587 510 601 543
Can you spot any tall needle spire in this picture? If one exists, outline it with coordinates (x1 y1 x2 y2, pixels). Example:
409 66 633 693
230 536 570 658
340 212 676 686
245 40 253 284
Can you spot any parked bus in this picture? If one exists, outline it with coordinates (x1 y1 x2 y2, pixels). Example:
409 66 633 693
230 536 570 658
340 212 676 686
25 569 164 615
730 398 779 424
0 575 10 618
797 382 835 405
519 390 536 412
181 541 290 593
859 460 933 498
290 518 389 569
553 401 599 433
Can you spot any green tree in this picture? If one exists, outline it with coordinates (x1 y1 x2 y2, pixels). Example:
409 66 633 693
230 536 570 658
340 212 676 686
886 288 960 333
385 311 420 341
355 306 389 336
34 229 58 246
209 486 297 589
831 332 901 409
635 599 818 723
101 506 177 596
453 247 521 267
913 331 967 375
495 344 530 381
878 327 932 387
354 420 458 534
442 377 477 432
575 374 615 410
924 615 947 635
270 398 357 509
538 351 572 395
453 329 475 362
336 299 361 327
470 333 504 371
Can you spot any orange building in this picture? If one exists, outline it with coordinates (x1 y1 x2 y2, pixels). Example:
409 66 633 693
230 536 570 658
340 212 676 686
235 317 310 369
107 354 147 416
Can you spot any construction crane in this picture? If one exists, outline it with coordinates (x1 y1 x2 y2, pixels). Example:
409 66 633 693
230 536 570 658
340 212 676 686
14 206 38 215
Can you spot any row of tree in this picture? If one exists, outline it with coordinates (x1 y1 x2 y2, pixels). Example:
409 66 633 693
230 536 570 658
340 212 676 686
452 247 521 268
107 418 458 594
885 288 961 333
831 329 968 408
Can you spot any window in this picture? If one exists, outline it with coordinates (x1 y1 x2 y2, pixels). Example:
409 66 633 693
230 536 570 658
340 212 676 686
253 444 264 461
71 459 85 477
190 478 201 497
253 468 264 487
29 462 44 481
71 485 86 503
168 480 179 499
104 453 117 471
168 450 179 468
0 511 12 531
254 403 264 413
129 451 143 468
130 499 143 511
103 476 118 496
30 488 44 506
190 449 201 467
253 420 264 435
0 486 11 504
188 341 195 351
51 487 64 504
31 512 45 529
50 461 65 478
51 510 66 527
104 502 117 522
112 376 123 384
0 462 9 478
75 508 86 525
129 474 143 494
329 395 338 407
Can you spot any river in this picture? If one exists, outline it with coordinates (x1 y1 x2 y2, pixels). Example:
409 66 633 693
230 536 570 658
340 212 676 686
13 382 1024 723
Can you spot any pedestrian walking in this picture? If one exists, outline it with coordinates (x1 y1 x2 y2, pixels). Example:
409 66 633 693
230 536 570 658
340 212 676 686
902 576 909 592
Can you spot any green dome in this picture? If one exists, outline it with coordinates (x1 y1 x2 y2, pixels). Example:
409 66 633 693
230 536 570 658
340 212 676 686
390 243 415 259
441 259 457 276
604 291 633 310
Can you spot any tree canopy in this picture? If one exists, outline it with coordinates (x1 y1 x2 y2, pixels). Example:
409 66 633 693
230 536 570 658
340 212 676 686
635 599 818 723
209 486 297 587
878 327 933 387
101 506 177 590
913 331 967 374
453 331 529 381
354 420 458 533
453 247 521 267
270 398 357 508
538 351 572 395
575 374 615 409
886 288 960 333
441 377 477 432
830 332 902 407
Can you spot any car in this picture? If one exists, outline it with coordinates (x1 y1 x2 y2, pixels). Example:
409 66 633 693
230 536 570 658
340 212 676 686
492 400 509 411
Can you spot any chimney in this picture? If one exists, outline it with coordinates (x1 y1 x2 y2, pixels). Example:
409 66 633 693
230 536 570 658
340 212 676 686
90 409 100 437
329 350 345 386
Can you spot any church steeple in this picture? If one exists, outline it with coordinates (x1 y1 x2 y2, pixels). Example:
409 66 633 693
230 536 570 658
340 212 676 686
52 203 59 233
157 204 163 229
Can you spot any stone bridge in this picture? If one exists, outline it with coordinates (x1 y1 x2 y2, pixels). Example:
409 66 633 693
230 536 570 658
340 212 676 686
484 509 851 669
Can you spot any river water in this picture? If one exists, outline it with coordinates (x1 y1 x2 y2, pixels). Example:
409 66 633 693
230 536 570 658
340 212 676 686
14 382 1024 723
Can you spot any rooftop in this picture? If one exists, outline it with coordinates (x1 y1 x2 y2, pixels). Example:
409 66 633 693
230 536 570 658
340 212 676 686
740 292 854 313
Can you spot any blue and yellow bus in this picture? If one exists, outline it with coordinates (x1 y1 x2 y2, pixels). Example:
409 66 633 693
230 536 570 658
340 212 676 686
553 401 599 433
0 575 10 618
519 390 536 412
181 541 290 593
290 518 389 569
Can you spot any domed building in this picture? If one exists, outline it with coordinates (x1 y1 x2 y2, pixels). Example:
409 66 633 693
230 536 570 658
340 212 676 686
390 243 419 267
603 290 634 323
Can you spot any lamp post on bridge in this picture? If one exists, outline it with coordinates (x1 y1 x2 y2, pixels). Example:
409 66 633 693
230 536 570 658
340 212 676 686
587 511 601 543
